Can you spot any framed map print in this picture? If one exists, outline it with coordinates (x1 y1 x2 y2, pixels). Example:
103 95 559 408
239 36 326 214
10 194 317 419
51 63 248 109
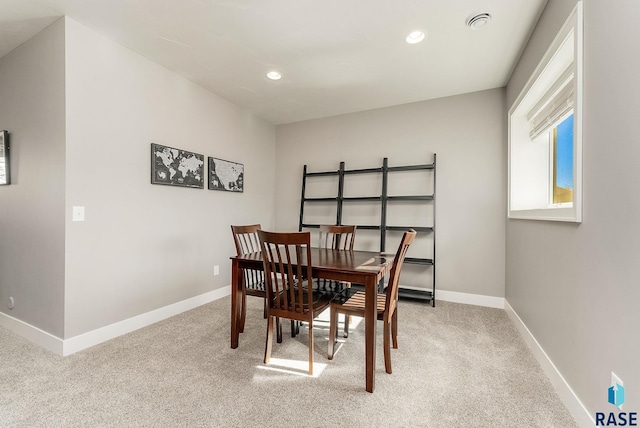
208 157 243 192
0 130 10 186
151 143 204 188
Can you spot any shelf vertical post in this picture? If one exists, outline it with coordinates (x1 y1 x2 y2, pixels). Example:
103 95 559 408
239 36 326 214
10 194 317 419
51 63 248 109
432 154 436 307
337 161 345 225
299 165 308 232
380 158 389 252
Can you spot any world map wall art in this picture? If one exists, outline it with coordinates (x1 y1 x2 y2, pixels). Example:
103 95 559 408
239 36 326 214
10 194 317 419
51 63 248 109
208 157 244 192
151 143 204 188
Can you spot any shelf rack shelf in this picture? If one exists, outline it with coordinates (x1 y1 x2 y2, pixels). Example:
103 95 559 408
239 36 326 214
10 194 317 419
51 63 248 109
298 155 436 306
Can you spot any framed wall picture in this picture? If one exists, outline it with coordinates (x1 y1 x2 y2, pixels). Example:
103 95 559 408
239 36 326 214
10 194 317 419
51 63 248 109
0 130 10 186
151 143 204 189
208 157 244 192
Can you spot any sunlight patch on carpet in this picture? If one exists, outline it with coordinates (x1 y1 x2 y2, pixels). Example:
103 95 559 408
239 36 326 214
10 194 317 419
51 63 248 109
255 358 328 378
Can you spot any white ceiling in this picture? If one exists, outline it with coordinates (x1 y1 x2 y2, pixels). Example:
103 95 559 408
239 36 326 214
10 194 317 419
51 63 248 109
0 0 547 125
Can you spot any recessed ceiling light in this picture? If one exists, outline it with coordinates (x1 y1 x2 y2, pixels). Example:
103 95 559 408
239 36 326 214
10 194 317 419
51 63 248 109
405 31 426 44
466 13 491 29
266 71 282 81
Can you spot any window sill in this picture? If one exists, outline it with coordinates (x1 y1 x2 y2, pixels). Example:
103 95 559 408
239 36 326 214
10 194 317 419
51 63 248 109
508 206 581 223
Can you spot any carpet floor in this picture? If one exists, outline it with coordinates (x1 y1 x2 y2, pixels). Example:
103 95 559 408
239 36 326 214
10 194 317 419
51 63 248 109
0 297 578 427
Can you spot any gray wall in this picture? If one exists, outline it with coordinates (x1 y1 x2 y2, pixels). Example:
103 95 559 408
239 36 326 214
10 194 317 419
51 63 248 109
62 18 277 338
506 0 640 414
1 17 276 340
0 20 66 337
275 89 506 298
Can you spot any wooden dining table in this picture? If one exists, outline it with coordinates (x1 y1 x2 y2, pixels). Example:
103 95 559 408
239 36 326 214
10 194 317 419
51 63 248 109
230 247 393 393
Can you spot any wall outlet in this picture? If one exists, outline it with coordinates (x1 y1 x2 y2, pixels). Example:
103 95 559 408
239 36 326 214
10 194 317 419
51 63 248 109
214 265 220 276
8 296 14 310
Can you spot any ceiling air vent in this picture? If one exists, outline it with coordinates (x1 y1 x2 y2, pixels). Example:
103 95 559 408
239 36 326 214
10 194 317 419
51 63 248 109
466 13 492 29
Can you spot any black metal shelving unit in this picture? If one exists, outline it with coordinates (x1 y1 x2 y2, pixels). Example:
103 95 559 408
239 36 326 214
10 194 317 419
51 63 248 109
298 155 436 307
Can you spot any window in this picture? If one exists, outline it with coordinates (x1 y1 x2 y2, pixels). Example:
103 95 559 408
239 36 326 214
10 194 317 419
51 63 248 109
508 2 582 222
553 113 574 204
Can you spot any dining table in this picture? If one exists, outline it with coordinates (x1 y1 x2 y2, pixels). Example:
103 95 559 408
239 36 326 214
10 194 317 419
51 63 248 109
230 247 394 393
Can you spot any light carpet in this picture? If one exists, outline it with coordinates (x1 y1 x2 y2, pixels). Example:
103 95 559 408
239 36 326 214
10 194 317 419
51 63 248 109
0 297 578 427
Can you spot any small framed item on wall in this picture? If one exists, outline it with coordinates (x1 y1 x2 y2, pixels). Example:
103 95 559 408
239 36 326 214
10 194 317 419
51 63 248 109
151 143 204 189
208 157 244 192
0 130 10 185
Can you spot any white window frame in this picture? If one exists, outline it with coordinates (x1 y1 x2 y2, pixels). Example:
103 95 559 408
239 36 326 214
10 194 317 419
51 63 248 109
508 2 583 222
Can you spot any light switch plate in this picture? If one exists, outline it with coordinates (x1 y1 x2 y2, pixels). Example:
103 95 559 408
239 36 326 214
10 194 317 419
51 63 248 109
72 206 85 222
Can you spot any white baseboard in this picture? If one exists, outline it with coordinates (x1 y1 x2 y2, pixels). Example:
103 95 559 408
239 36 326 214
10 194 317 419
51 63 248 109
0 311 64 355
433 289 505 309
504 300 594 427
63 286 231 356
0 286 231 357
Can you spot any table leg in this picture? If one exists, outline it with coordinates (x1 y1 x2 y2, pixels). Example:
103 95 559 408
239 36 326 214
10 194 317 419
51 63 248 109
231 258 240 349
365 278 377 393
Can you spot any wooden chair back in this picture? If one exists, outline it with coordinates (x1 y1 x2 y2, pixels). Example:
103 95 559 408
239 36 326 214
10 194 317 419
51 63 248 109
231 224 266 301
257 230 315 321
230 224 261 255
319 225 356 250
384 229 416 319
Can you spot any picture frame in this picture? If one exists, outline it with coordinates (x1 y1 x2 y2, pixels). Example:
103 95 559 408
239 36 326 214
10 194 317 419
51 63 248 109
0 130 10 186
208 157 244 192
151 143 204 189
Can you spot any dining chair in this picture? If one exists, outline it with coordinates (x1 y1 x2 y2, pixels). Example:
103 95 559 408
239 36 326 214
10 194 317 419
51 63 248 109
327 229 416 374
258 230 332 375
318 224 357 337
319 224 356 251
231 224 283 342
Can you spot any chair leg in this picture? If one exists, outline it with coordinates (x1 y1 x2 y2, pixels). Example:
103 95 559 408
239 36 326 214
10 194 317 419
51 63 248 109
308 320 314 376
239 282 247 333
391 308 398 349
263 299 268 319
383 319 392 374
343 315 350 338
328 308 338 360
290 320 297 337
276 317 282 343
343 283 351 338
264 315 274 365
